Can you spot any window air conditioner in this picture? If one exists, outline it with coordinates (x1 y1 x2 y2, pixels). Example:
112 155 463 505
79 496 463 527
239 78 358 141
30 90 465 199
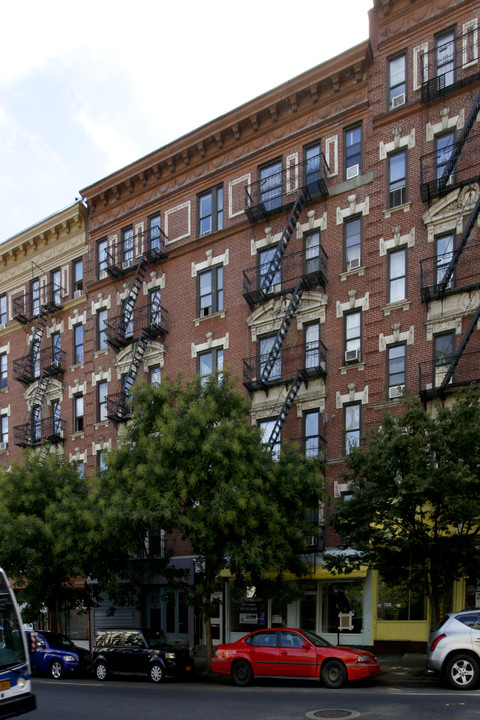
346 164 359 180
0 323 6 330
345 349 360 364
0 442 8 450
391 93 406 109
389 385 405 399
74 290 83 299
347 257 361 270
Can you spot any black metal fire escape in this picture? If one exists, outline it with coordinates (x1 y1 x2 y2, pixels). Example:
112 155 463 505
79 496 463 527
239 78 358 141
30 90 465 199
437 88 480 196
107 255 152 351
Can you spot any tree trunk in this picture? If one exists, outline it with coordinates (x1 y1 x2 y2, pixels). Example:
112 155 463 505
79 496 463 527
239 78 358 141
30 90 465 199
204 612 213 673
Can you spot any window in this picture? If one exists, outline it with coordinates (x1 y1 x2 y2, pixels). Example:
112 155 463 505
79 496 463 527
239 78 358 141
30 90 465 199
198 266 223 317
435 131 455 184
198 348 223 382
198 185 223 237
436 29 455 88
344 217 361 270
388 53 406 109
76 460 85 479
259 160 283 212
97 450 107 473
149 289 162 325
97 381 108 422
304 142 322 193
97 238 108 278
304 410 321 458
259 419 281 460
0 354 6 389
51 332 61 366
148 213 161 253
97 309 108 351
32 406 41 442
122 226 134 268
344 311 361 363
0 415 8 447
436 232 455 287
32 339 40 378
305 231 320 275
344 124 362 179
259 246 281 292
434 332 455 387
304 322 320 369
73 324 84 364
344 403 360 454
122 301 133 339
387 344 406 397
388 149 407 207
51 399 61 435
31 278 40 316
51 269 61 306
259 335 281 380
74 394 84 432
388 248 407 302
73 258 83 295
149 365 161 386
0 294 6 326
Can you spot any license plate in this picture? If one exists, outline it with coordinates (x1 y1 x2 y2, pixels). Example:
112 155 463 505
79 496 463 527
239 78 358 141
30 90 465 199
0 681 10 691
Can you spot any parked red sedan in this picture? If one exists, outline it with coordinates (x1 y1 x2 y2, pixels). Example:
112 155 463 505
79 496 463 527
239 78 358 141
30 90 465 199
211 628 380 688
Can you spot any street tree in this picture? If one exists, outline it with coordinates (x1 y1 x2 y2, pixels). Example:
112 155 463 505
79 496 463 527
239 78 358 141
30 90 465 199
94 372 324 668
0 452 94 630
325 389 480 629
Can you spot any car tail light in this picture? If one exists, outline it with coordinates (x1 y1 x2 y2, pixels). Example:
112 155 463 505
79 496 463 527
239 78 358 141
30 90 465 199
430 633 446 651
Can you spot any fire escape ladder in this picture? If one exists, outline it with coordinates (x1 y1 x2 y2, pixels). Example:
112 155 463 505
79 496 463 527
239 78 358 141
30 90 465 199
114 332 149 420
260 188 309 297
20 372 51 446
440 301 480 392
439 88 480 194
437 189 480 295
268 371 304 451
20 310 50 380
112 256 150 347
260 278 305 384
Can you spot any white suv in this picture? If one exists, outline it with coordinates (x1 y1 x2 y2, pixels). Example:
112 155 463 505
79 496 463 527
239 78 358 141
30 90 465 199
427 609 480 690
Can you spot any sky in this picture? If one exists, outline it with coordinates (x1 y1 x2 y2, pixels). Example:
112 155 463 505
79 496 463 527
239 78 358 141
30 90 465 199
0 0 373 244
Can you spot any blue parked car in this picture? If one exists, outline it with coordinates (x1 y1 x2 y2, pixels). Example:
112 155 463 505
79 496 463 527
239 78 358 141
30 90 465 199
25 630 92 679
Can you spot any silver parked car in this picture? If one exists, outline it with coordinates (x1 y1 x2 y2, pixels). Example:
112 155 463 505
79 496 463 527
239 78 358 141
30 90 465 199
427 609 480 690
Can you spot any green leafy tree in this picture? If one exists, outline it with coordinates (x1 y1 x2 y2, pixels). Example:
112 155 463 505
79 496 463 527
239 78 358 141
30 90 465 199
0 452 94 630
94 372 324 668
325 389 480 629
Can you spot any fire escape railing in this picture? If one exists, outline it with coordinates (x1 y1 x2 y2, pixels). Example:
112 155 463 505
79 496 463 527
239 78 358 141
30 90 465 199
243 342 327 393
14 415 66 448
104 227 168 280
421 29 480 104
13 347 66 385
106 332 149 424
420 130 480 203
12 281 63 324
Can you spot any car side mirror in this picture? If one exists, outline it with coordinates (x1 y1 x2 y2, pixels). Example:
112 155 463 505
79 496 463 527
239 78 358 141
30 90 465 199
302 641 310 649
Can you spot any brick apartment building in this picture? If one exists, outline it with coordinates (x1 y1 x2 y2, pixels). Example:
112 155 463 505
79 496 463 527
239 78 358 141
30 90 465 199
0 0 479 650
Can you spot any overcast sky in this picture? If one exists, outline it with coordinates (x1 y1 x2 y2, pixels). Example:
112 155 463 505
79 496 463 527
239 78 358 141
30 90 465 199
0 0 373 243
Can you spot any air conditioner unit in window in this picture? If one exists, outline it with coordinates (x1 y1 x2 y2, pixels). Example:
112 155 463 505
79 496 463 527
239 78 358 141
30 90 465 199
74 290 82 299
345 349 360 364
346 164 359 180
391 92 406 109
0 442 8 450
347 257 361 270
0 323 6 330
389 384 405 399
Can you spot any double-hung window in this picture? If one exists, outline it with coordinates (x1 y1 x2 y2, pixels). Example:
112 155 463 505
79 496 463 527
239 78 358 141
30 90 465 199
344 124 362 179
51 332 61 366
122 226 134 269
345 217 361 270
436 29 455 88
0 415 8 447
304 410 320 459
436 232 455 288
259 419 280 460
97 309 108 351
198 266 223 317
259 160 283 212
33 406 41 442
388 345 406 398
258 246 281 293
74 394 84 432
32 340 41 378
0 354 7 389
304 322 320 370
345 311 361 364
73 324 84 364
344 403 361 454
31 278 40 316
51 399 61 436
148 213 161 253
434 332 455 387
305 231 320 275
198 186 223 237
435 131 455 185
0 294 6 326
97 381 108 422
51 268 61 306
304 142 322 193
97 238 108 278
388 149 407 207
198 348 223 383
73 258 83 295
259 335 281 380
149 365 161 386
388 248 407 303
388 53 406 109
150 289 162 325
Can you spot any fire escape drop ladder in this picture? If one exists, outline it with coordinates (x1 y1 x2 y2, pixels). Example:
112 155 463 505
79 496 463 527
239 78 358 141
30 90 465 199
111 331 149 421
268 370 305 451
111 254 151 348
20 371 52 446
438 87 480 195
19 309 50 381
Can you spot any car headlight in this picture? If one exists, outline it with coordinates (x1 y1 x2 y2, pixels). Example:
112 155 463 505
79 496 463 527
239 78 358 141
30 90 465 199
165 652 176 660
63 655 76 663
356 655 372 664
16 677 27 689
